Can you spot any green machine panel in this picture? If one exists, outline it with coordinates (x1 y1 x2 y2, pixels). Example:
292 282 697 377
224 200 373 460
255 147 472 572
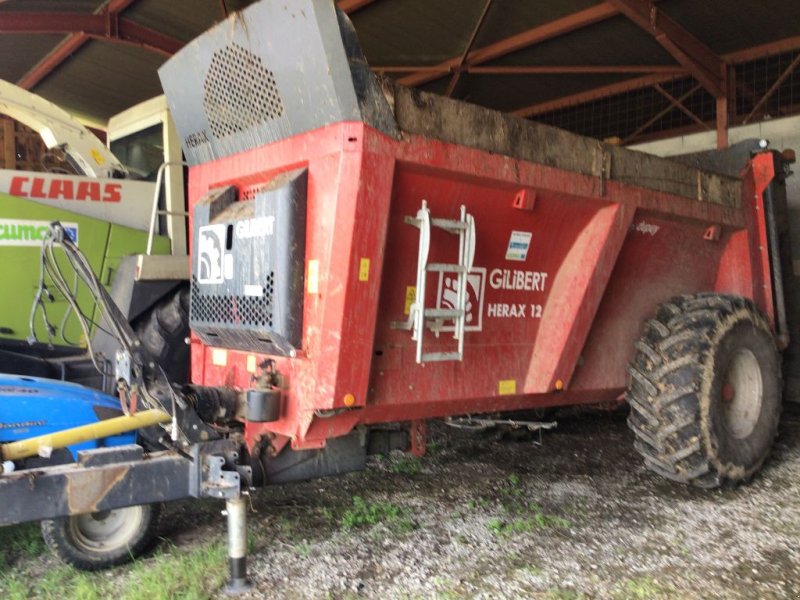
0 192 169 347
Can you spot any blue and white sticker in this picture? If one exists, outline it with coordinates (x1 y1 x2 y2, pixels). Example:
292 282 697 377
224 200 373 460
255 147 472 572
505 230 532 262
0 219 78 246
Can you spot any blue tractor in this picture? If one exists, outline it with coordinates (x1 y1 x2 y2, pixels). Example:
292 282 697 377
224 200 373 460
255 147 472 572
0 374 161 569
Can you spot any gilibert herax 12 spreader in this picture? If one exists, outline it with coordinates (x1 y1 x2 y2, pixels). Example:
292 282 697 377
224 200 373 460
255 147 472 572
0 0 795 590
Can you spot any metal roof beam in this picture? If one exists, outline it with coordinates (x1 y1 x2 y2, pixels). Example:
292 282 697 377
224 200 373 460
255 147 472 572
0 13 106 34
512 36 800 119
607 0 724 98
3 13 181 54
398 2 620 88
444 0 494 97
375 65 687 75
17 34 90 90
337 0 378 13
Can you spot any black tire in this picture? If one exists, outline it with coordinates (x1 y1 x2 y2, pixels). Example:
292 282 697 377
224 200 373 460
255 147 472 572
134 285 190 383
626 293 782 488
41 503 160 570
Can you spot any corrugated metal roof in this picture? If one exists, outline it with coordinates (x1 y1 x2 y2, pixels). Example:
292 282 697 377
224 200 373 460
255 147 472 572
0 0 797 143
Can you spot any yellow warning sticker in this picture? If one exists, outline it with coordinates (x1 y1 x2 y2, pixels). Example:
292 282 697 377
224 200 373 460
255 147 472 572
404 286 416 315
307 259 319 294
359 258 370 281
498 379 516 395
90 148 106 166
211 348 227 367
246 355 257 373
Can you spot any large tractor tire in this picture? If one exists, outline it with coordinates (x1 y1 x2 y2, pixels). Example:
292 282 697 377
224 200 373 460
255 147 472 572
627 293 781 488
133 285 190 383
41 503 160 570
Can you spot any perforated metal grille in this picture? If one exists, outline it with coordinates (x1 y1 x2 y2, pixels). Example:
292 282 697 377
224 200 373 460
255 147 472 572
202 43 285 139
190 273 275 328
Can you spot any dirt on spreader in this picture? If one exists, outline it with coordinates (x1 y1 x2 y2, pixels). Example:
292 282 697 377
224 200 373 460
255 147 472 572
151 403 800 599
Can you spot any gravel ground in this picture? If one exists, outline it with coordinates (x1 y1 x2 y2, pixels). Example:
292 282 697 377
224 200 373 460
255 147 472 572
155 403 800 600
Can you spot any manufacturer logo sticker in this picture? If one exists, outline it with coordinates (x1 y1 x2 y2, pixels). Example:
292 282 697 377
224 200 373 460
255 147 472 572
505 230 532 261
435 267 486 332
197 224 226 284
0 219 78 246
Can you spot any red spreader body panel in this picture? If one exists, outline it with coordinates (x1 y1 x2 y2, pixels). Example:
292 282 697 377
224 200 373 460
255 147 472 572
188 121 776 451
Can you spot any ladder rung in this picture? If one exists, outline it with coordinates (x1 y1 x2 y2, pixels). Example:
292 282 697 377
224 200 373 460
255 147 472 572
424 308 462 319
431 218 467 232
426 263 466 273
421 351 462 362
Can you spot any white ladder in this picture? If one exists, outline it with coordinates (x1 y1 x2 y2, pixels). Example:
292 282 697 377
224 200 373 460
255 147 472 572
392 200 476 363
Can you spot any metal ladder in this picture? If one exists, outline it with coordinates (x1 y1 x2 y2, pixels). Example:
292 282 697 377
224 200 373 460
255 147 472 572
392 200 476 363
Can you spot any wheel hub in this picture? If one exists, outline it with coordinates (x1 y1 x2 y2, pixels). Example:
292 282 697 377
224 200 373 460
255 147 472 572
721 348 763 439
69 505 144 552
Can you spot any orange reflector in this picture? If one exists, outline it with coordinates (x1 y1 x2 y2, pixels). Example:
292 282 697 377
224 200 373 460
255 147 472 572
343 393 356 407
555 379 564 391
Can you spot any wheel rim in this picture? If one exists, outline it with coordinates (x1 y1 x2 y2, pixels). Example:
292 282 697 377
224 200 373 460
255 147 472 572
68 505 145 553
721 348 763 439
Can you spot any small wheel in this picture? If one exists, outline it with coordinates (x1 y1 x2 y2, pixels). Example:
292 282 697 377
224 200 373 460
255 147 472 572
627 293 781 488
41 503 160 570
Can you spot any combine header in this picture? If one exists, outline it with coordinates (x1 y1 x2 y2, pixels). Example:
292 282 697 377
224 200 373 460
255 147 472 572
0 0 794 590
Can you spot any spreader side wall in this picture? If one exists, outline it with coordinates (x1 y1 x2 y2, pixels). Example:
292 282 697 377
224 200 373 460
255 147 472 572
187 123 768 446
366 134 759 418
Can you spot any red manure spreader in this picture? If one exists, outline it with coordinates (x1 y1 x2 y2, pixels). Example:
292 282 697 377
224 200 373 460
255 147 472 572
1 0 795 589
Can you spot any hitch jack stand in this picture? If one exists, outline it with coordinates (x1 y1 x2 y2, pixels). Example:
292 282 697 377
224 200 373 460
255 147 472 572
224 495 251 595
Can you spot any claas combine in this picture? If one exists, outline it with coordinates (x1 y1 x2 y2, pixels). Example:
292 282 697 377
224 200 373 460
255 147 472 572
0 0 794 590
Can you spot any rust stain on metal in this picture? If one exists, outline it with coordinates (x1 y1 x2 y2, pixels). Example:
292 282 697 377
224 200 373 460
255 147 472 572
66 466 129 515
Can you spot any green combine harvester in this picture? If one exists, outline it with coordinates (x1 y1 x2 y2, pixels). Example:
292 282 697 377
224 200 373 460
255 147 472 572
0 80 189 389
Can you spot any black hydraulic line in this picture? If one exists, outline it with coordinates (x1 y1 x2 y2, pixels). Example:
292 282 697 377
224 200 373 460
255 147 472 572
762 173 790 349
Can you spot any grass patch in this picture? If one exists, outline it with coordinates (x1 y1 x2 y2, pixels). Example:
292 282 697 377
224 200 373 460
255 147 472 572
547 589 585 600
0 535 228 600
341 496 414 533
612 576 667 599
485 476 571 538
121 542 227 600
390 455 423 475
0 523 46 569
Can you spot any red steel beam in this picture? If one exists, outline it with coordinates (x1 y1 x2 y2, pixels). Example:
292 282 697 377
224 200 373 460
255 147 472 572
444 0 494 97
622 82 702 143
467 65 686 75
513 36 800 119
607 0 724 98
398 2 620 88
513 73 671 118
112 20 182 55
373 64 687 75
13 0 163 90
653 83 709 129
17 34 90 89
0 13 105 34
337 0 378 13
0 13 178 53
743 53 800 124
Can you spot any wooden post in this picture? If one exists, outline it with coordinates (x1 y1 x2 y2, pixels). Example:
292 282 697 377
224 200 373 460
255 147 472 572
3 118 15 169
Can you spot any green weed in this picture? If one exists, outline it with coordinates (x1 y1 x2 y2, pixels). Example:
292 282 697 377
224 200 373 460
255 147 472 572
613 576 666 599
341 496 414 533
391 455 423 475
